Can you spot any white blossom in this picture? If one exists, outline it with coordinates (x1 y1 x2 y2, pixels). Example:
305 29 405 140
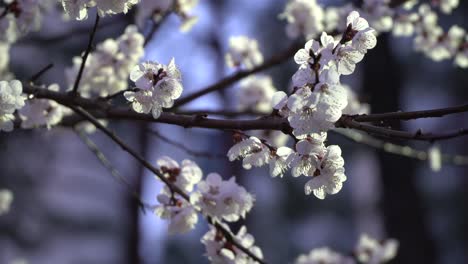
287 133 327 177
125 58 182 118
66 25 144 97
0 189 13 215
355 234 399 264
19 84 69 129
237 75 276 112
136 0 199 32
269 146 293 178
202 224 263 264
304 145 347 199
0 0 52 43
428 144 442 172
156 156 202 192
439 0 459 14
190 173 254 222
295 247 353 264
279 0 324 40
227 136 272 170
0 80 25 132
154 187 198 234
346 11 377 54
60 0 139 20
225 36 263 70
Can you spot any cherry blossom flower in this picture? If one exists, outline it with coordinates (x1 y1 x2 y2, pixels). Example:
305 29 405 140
355 234 399 264
225 36 264 70
202 224 263 264
304 145 347 199
269 146 293 178
438 0 459 14
0 189 13 215
295 247 353 264
154 187 198 234
287 134 327 177
227 136 271 170
346 11 377 54
0 0 51 42
190 173 254 222
237 75 277 112
66 25 144 97
61 0 139 20
156 156 202 192
0 80 25 132
279 0 324 39
136 0 199 32
125 58 183 118
19 84 69 129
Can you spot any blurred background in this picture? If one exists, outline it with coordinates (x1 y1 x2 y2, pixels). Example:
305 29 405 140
1 0 468 263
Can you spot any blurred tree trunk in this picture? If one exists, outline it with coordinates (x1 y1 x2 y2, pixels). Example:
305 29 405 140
362 34 437 263
127 124 148 264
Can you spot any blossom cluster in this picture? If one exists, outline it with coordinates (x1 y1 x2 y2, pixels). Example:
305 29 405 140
60 0 139 20
0 189 13 215
66 25 145 97
280 0 467 67
227 11 376 199
152 156 261 263
0 80 24 131
295 234 398 264
202 224 263 264
124 58 183 119
0 0 53 43
136 0 199 32
225 36 264 70
19 84 70 129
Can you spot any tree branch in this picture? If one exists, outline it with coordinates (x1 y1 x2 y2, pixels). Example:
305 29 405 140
173 41 303 107
337 116 468 142
67 105 266 264
333 129 468 165
75 129 151 211
352 103 468 122
71 14 100 95
148 129 225 159
22 84 468 142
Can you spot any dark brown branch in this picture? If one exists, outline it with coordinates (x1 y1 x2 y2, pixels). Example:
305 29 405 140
353 103 468 122
22 84 468 142
173 41 303 107
69 105 190 200
338 116 468 142
71 14 100 95
174 109 269 117
75 129 150 211
148 129 225 158
68 105 266 264
333 129 468 165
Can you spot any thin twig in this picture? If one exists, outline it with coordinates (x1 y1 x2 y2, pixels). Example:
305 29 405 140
29 63 54 83
71 14 100 95
75 129 151 212
333 129 468 165
144 11 171 47
67 105 266 263
148 129 225 159
338 116 468 142
352 103 468 122
174 41 303 107
174 109 269 117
